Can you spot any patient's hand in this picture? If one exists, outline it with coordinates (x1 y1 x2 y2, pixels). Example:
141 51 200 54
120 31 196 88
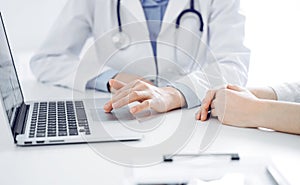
196 84 260 128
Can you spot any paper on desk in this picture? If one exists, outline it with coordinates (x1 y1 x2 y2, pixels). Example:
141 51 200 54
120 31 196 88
131 156 237 184
188 173 244 185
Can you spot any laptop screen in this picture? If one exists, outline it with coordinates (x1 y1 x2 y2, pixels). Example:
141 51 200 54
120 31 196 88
0 14 24 126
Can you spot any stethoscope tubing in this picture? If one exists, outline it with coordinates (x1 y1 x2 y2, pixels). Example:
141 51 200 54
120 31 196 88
117 0 123 32
117 0 204 32
115 0 204 86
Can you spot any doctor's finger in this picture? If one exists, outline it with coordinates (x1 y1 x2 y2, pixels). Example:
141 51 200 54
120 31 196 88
110 80 134 98
109 79 126 91
130 100 151 114
104 80 133 112
112 91 150 109
113 80 146 98
103 100 113 113
196 109 201 120
109 79 131 95
111 80 151 103
119 79 147 91
111 85 142 104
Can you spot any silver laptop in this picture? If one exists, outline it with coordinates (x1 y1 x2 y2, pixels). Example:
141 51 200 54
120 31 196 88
0 13 142 146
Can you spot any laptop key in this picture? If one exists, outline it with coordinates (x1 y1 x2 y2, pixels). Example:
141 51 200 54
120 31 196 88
58 132 67 136
36 133 45 137
48 129 56 133
47 132 56 136
79 128 85 132
69 129 78 136
37 127 46 130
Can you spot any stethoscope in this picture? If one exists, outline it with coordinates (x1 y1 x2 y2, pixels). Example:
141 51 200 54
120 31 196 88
111 0 204 84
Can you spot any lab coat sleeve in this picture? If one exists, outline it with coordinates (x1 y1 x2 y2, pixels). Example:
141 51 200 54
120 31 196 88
170 82 201 108
30 0 115 91
86 69 119 92
174 0 250 108
271 82 300 103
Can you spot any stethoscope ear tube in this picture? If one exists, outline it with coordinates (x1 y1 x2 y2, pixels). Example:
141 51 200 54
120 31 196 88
117 0 122 32
114 0 205 83
175 0 204 32
117 0 204 32
114 0 130 50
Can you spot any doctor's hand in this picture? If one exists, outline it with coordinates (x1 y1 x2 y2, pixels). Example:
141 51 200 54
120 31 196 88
196 84 260 128
103 79 186 114
109 73 153 93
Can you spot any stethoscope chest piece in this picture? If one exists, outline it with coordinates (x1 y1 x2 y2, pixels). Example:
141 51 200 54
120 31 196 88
112 31 131 50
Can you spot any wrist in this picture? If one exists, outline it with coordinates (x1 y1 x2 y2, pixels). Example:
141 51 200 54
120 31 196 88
253 99 271 128
239 99 264 128
162 87 187 110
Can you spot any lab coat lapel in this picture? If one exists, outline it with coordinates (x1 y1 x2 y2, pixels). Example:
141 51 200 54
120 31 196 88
122 0 146 23
160 0 189 33
116 0 156 78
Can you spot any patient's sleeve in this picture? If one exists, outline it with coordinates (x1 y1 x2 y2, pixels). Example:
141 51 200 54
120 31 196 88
272 82 300 103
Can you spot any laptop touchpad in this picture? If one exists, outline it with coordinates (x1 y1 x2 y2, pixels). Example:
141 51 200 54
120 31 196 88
85 98 159 122
89 107 136 122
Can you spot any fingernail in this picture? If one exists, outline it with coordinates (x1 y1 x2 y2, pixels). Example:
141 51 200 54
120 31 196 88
104 103 109 109
196 113 199 120
130 107 136 114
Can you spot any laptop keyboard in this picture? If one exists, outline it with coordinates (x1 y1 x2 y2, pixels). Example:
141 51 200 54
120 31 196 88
29 101 90 138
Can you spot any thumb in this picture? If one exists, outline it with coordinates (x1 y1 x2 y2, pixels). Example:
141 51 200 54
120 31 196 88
109 79 125 90
227 84 244 92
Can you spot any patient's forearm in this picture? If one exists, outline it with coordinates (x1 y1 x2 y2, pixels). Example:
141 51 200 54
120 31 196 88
249 87 278 100
256 100 300 134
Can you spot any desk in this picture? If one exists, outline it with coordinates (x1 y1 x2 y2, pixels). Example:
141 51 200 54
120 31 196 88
1 59 300 184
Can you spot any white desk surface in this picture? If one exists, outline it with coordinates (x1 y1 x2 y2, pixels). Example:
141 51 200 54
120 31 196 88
0 55 300 185
0 82 299 185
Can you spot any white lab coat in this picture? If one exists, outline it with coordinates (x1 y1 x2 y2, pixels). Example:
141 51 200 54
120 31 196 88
30 0 250 103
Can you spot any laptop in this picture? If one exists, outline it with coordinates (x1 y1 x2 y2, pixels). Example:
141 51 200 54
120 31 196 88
0 13 142 146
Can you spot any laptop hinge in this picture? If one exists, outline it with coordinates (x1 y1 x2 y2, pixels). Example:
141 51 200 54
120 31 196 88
12 103 30 142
